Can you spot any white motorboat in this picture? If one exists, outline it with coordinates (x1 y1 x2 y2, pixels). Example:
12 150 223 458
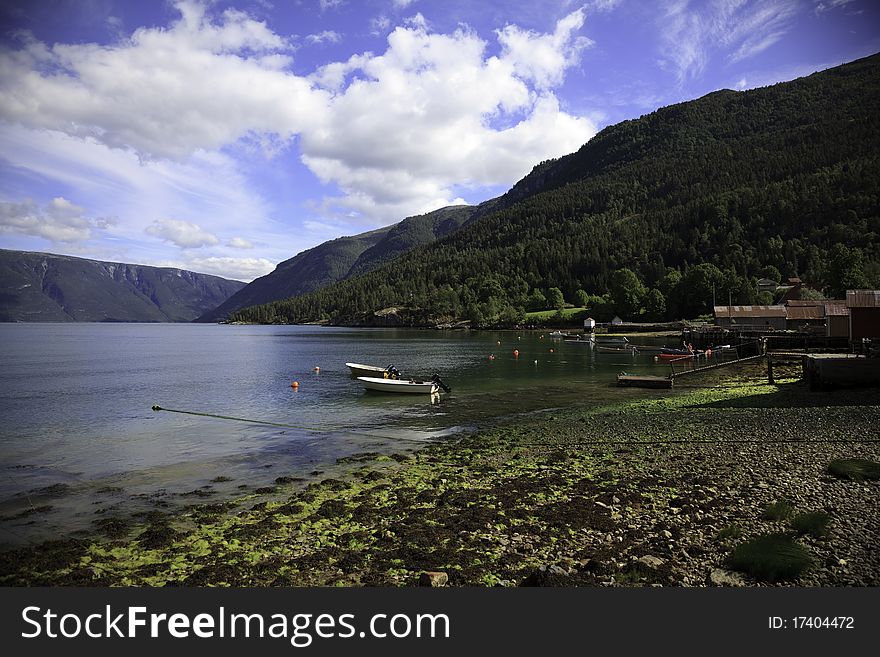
357 376 441 394
346 362 400 378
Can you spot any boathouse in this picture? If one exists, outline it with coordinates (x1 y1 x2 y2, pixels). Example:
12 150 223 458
713 305 787 331
847 290 880 340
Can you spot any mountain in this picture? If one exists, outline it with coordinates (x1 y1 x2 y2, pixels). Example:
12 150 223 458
230 52 880 326
0 250 246 322
197 204 476 322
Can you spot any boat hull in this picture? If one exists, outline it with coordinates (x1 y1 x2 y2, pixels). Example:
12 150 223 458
346 362 393 378
357 376 439 394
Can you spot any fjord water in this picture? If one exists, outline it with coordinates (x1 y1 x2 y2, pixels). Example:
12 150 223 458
0 323 674 545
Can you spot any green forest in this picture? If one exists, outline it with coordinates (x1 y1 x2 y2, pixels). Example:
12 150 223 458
232 53 880 326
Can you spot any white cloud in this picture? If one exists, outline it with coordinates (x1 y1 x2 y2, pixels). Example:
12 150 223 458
658 0 799 85
228 237 254 249
814 0 857 14
320 0 344 11
497 7 593 89
181 256 275 281
306 30 342 45
0 1 597 226
0 0 326 160
145 218 219 248
0 197 112 243
393 0 417 9
304 10 596 220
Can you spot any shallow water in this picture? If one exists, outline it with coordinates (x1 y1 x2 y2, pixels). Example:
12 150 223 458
0 323 680 545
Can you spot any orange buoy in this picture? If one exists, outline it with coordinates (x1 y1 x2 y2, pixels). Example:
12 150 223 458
513 349 519 358
550 348 554 353
313 366 320 372
497 341 501 345
291 381 299 388
488 354 495 360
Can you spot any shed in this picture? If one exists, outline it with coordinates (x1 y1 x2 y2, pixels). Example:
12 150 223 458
785 304 825 331
714 305 786 331
611 316 623 325
583 317 596 332
823 302 850 338
846 290 880 340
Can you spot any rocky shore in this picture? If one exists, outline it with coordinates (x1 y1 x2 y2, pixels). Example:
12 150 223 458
2 362 878 587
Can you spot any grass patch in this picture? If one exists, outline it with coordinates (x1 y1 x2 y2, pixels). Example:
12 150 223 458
728 533 813 582
827 459 880 481
790 511 831 538
761 500 795 521
525 307 586 321
716 524 743 541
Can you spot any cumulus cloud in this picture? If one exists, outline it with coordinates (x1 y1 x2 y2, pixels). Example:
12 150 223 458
145 218 219 248
0 0 325 160
228 237 254 249
0 197 113 242
0 1 596 224
182 256 275 281
306 30 341 45
496 7 593 89
658 0 799 85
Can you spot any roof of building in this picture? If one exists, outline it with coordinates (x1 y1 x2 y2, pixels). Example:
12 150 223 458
785 305 824 321
824 302 850 317
846 290 880 308
714 305 787 319
787 299 827 306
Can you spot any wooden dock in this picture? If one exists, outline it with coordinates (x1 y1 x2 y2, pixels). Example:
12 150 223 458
617 373 674 389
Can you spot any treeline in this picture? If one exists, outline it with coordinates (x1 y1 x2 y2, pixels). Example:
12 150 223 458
232 54 880 326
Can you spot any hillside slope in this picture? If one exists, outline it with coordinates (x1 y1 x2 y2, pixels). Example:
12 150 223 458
232 53 880 325
198 205 476 322
0 250 245 322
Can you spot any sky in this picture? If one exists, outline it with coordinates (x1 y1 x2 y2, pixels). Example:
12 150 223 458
0 1 878 282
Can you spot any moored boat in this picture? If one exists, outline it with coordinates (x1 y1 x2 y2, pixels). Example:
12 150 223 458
357 375 447 394
596 344 637 353
346 362 400 379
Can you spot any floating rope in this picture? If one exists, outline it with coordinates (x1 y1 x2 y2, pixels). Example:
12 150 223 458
152 404 326 431
150 405 442 445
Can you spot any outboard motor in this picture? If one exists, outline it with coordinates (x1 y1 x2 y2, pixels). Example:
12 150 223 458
431 373 451 393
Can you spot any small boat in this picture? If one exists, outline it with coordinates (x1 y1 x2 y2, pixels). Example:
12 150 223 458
657 352 695 360
549 330 569 338
346 362 401 379
630 345 664 354
357 374 450 394
594 336 629 344
596 345 637 353
563 334 593 343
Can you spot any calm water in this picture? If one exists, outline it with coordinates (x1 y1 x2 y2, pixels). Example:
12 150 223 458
0 323 678 546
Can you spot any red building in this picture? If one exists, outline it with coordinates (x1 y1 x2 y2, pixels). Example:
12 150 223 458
847 290 880 340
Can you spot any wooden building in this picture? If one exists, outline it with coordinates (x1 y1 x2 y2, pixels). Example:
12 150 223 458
713 305 787 331
847 290 880 340
823 301 850 338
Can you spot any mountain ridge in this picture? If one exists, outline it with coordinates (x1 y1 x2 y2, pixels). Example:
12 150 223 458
0 249 246 322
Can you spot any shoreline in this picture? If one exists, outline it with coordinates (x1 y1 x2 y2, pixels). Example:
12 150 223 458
2 361 878 587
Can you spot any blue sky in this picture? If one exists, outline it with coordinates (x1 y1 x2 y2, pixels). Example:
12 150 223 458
0 0 877 281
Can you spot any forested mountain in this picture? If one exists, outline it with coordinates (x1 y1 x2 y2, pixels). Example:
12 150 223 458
198 204 476 322
0 250 245 322
233 53 880 326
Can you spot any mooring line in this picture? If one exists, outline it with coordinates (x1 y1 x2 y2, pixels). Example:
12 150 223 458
151 404 329 431
150 405 444 445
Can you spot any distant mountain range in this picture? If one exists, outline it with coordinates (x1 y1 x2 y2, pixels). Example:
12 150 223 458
196 204 478 322
0 249 245 322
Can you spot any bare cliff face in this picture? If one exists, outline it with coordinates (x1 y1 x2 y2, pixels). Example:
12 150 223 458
0 249 246 322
